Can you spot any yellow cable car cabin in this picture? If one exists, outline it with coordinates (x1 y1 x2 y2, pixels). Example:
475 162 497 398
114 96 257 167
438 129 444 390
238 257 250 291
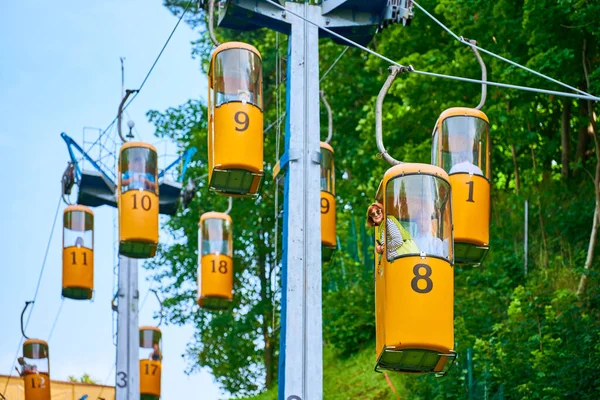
22 339 51 400
432 107 490 266
320 142 336 262
372 163 456 376
62 205 94 300
208 42 264 196
118 142 159 259
140 327 162 400
198 212 233 310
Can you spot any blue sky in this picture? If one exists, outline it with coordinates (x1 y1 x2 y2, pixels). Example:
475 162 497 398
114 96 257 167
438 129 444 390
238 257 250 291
0 1 221 399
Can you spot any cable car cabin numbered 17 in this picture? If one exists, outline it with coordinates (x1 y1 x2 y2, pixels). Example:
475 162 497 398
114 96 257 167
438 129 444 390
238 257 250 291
373 163 456 376
22 339 51 400
118 142 159 259
62 205 94 300
432 107 490 266
320 142 336 262
198 212 234 310
140 327 162 400
208 42 264 196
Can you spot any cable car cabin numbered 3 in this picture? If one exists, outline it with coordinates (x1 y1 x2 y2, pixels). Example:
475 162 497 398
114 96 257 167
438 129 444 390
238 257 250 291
432 107 491 266
208 42 264 196
320 142 336 262
373 164 456 377
62 205 94 300
140 327 162 400
198 212 234 310
118 142 159 259
22 339 51 400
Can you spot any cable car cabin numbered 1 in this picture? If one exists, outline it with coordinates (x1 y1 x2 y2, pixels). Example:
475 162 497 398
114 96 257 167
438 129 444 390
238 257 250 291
22 339 51 400
320 142 336 262
373 164 456 376
118 142 159 259
62 205 94 300
208 42 264 196
198 212 233 310
140 327 162 400
432 107 490 266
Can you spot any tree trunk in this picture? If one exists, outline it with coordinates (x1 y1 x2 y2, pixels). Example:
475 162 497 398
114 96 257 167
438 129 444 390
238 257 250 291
258 230 274 388
561 99 572 179
511 144 520 194
575 100 591 169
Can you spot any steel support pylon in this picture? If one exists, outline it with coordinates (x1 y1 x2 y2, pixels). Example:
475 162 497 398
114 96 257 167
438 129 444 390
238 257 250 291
279 3 323 399
116 255 140 400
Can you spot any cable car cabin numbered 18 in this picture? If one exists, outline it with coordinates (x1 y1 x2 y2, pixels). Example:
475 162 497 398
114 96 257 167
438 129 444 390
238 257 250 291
208 42 264 196
373 164 456 376
22 339 51 400
432 107 490 266
62 205 94 300
118 142 159 259
140 327 162 400
320 142 336 262
198 212 233 310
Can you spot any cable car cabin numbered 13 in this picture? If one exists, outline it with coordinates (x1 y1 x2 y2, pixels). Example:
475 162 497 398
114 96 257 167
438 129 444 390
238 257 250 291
140 327 162 400
118 142 159 259
373 163 456 376
62 205 94 300
432 107 490 266
198 212 233 310
208 42 264 196
22 339 51 400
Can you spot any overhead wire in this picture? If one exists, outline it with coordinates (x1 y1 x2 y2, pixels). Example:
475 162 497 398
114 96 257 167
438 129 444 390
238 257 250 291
262 0 600 102
320 46 349 83
47 299 65 344
3 195 62 395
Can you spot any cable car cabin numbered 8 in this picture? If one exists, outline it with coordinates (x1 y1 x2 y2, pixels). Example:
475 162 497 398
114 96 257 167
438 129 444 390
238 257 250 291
118 142 159 259
373 164 456 376
208 42 264 196
140 327 162 400
320 142 336 262
22 339 51 400
432 107 490 266
198 212 233 310
62 205 94 300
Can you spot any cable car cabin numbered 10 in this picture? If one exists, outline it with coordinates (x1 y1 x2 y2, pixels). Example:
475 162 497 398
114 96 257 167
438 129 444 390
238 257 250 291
140 327 162 400
22 339 51 400
198 212 234 310
432 107 490 266
208 42 264 196
373 164 456 376
320 142 336 262
62 205 94 300
118 142 159 259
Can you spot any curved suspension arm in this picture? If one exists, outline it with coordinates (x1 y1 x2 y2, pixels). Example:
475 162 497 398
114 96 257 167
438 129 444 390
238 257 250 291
319 91 333 144
117 89 138 143
223 197 232 215
376 66 404 166
150 289 164 327
208 0 220 47
20 301 34 340
464 38 487 110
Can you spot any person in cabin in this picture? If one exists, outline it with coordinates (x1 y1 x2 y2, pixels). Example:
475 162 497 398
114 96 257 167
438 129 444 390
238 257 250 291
412 205 448 258
366 202 418 260
75 237 84 247
17 357 36 376
149 343 162 361
122 154 156 192
449 149 483 175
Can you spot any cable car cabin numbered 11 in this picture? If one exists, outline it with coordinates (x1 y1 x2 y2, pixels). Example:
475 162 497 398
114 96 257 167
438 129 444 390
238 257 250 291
208 42 264 196
62 205 94 300
373 163 456 376
432 107 490 266
118 142 159 259
22 339 51 400
198 212 233 310
140 327 162 400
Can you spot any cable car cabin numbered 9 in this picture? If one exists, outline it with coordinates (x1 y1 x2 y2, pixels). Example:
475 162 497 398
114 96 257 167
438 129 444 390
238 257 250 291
208 42 264 196
373 164 456 376
198 212 233 310
140 327 162 400
320 142 336 262
62 205 94 300
432 107 490 266
118 142 159 259
22 339 51 400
